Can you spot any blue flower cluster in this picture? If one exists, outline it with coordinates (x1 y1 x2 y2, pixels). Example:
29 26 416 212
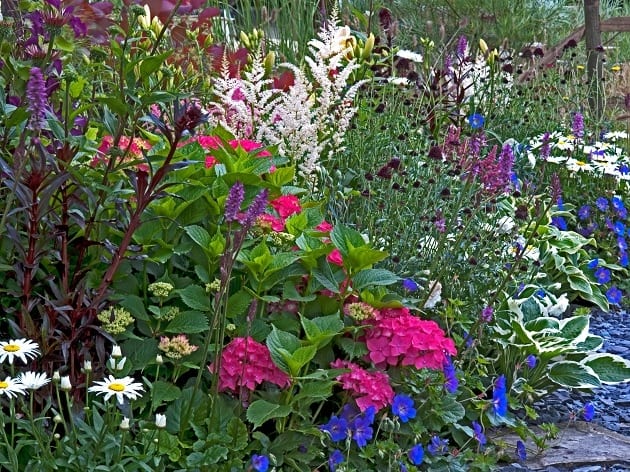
320 404 376 447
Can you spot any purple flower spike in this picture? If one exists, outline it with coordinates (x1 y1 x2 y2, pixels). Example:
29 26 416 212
225 181 245 222
26 67 49 130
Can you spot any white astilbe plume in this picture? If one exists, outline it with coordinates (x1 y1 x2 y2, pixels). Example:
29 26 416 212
207 15 366 189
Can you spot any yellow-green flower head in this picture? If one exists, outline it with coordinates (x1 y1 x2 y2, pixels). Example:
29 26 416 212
148 282 174 298
161 306 180 322
205 279 221 293
97 307 134 335
343 302 378 321
158 335 199 359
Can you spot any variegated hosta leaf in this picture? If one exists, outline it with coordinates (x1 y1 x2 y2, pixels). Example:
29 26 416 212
547 360 600 389
582 353 630 384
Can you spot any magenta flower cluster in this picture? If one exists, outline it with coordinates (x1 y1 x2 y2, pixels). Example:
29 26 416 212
330 359 394 412
211 337 290 393
363 307 457 370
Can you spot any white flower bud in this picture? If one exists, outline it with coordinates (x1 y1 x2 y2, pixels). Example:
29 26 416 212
83 360 92 372
156 354 164 365
52 371 61 382
120 417 130 430
60 376 72 391
155 413 166 429
111 345 122 358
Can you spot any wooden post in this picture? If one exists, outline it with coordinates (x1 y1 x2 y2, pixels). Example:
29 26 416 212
584 0 604 120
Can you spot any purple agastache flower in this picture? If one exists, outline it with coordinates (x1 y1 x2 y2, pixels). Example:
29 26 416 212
408 444 424 465
392 394 416 423
594 267 611 284
606 286 623 305
320 416 348 442
470 131 486 156
540 131 551 160
596 197 609 212
525 354 537 369
240 188 269 227
251 454 269 472
550 173 562 204
583 402 595 421
480 306 493 323
328 450 344 471
225 181 245 222
443 355 459 393
26 67 49 130
572 111 584 139
516 440 527 461
472 421 486 446
456 35 468 57
402 278 420 292
351 415 373 448
492 375 508 417
577 205 591 221
427 436 449 455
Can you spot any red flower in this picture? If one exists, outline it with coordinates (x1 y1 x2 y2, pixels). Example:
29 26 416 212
270 195 301 219
315 220 334 232
327 248 344 266
331 359 394 412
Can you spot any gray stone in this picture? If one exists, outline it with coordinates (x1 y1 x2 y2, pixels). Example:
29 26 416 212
571 466 602 472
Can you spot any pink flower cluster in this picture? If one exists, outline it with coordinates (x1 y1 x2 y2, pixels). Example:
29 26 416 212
331 359 394 412
183 135 272 168
211 337 290 393
258 195 302 232
91 135 152 171
364 307 457 370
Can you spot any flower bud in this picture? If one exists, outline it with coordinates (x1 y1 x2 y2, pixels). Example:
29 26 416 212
53 414 63 424
479 38 489 54
83 360 92 372
155 413 166 429
156 354 164 365
112 345 122 358
53 371 61 382
60 376 72 391
120 417 130 430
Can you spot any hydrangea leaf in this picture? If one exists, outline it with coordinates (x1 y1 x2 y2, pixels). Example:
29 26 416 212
246 400 292 429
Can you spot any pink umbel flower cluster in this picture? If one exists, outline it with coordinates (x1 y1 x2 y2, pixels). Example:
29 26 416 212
331 359 394 412
211 337 290 393
363 307 457 370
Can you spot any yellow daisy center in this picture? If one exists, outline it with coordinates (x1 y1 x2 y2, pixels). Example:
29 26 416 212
0 381 8 389
3 344 20 352
576 161 587 166
108 383 126 392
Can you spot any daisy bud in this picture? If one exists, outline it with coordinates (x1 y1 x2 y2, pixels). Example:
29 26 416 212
60 376 72 391
116 357 127 371
53 414 63 424
111 345 123 358
53 371 61 382
156 354 164 365
120 417 130 430
155 413 166 429
54 433 61 440
83 360 92 372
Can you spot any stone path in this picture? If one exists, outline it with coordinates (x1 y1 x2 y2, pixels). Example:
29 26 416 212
496 308 630 471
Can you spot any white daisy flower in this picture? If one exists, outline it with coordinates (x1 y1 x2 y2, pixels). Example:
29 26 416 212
18 371 50 390
396 49 424 63
0 376 27 399
88 375 144 403
0 338 40 364
565 158 593 173
604 131 628 141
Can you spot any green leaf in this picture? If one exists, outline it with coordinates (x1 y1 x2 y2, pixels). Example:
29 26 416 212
567 274 593 296
226 289 253 319
351 268 399 290
293 380 335 403
246 400 292 429
300 314 344 349
346 245 388 271
164 311 209 333
266 327 301 373
558 315 589 342
576 334 604 352
337 337 369 358
177 285 211 311
547 361 601 389
151 381 181 409
285 345 317 376
117 294 149 321
583 353 630 384
311 268 341 294
226 418 249 451
185 225 212 249
140 52 172 77
330 224 367 257
283 281 316 302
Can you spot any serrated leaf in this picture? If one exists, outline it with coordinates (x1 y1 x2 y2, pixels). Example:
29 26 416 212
177 285 211 311
547 360 600 389
351 268 399 290
266 327 301 373
164 311 209 333
246 400 292 429
185 225 212 249
312 268 340 293
118 294 149 321
151 381 181 409
285 345 317 376
226 418 249 451
337 337 369 358
583 353 630 384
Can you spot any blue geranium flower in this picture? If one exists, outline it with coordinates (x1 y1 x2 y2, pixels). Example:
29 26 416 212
351 415 373 447
606 286 623 305
525 354 537 369
443 355 459 394
596 197 609 212
492 375 508 417
402 278 420 292
408 444 425 465
577 205 591 220
615 221 626 236
620 251 629 267
467 113 485 129
472 421 486 446
583 402 595 421
551 216 567 230
251 454 270 472
516 440 527 461
587 258 599 269
320 415 348 442
594 267 611 284
328 450 344 472
426 435 449 455
392 394 417 423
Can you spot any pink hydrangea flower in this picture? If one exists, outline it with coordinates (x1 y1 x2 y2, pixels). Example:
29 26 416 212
257 213 285 232
364 307 457 370
270 195 301 219
92 135 151 171
327 248 344 266
315 220 334 233
331 359 394 412
210 337 290 393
